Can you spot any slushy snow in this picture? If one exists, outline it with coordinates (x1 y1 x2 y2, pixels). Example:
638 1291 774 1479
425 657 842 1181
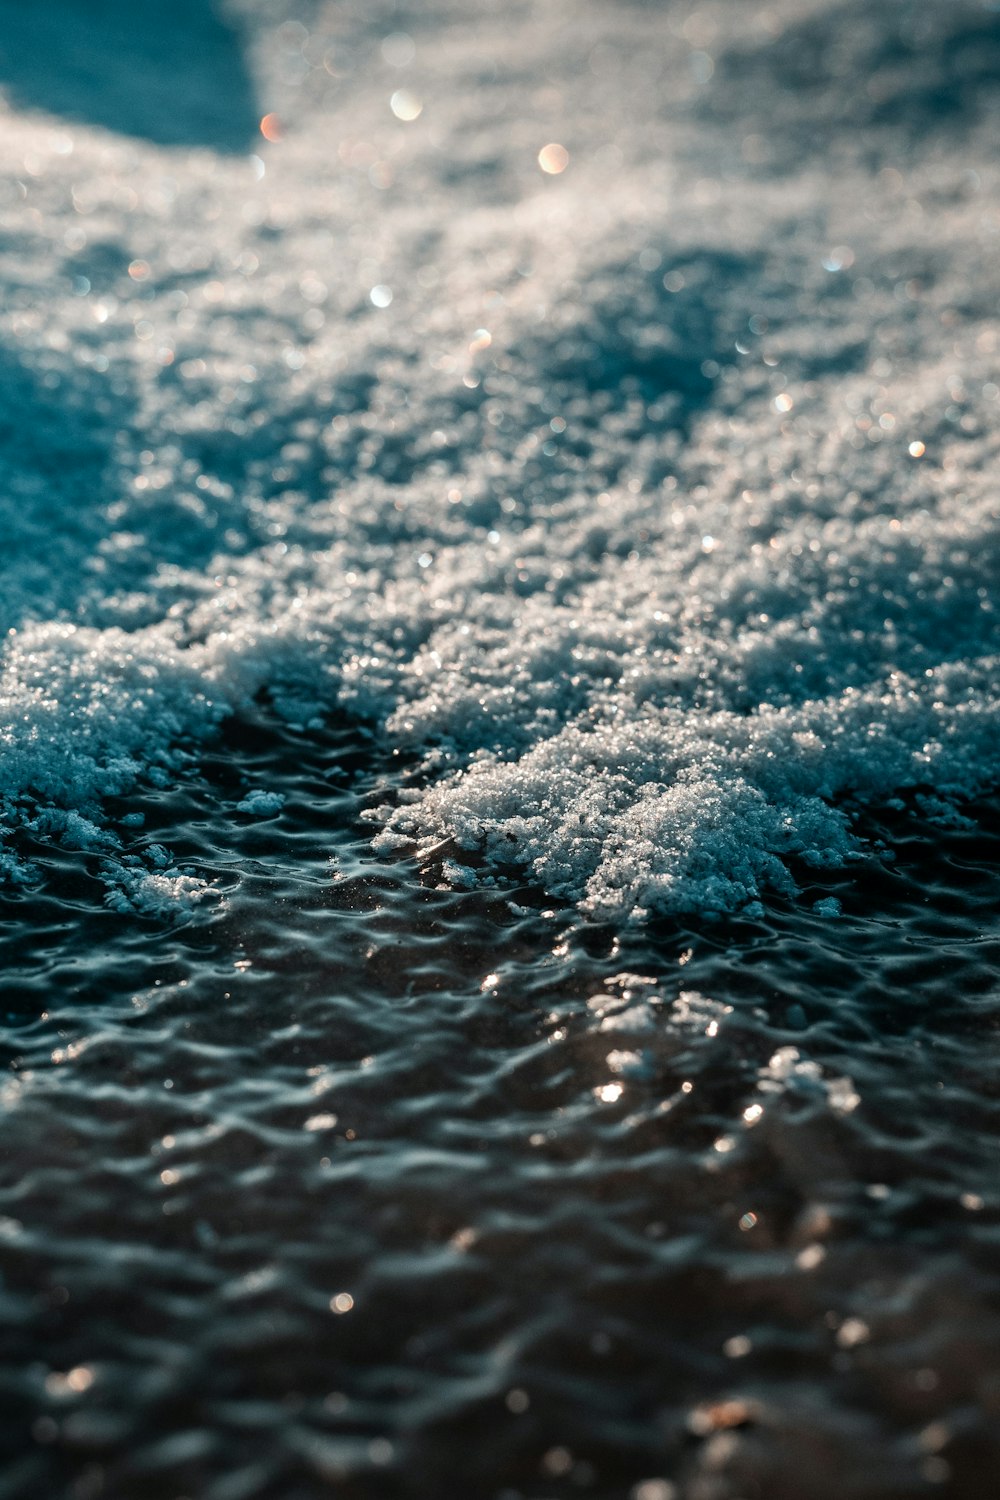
0 0 997 917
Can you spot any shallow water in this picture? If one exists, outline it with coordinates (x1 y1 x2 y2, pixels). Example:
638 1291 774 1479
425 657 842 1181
2 2 1000 1495
1 713 997 1500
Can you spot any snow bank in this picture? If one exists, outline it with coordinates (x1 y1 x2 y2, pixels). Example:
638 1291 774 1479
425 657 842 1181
0 0 997 917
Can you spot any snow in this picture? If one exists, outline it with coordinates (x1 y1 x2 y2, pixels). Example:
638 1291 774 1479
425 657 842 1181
236 789 286 816
0 0 997 918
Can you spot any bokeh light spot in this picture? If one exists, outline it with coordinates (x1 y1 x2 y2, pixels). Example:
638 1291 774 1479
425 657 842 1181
538 143 569 175
390 90 423 122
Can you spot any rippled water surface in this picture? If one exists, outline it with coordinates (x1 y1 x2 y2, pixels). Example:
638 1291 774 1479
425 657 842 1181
2 0 1000 1495
1 715 997 1500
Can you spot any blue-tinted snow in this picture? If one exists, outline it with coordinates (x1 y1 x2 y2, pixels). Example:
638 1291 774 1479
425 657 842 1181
0 0 997 918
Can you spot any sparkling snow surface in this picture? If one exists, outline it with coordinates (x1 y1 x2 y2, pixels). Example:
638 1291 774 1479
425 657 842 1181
2 8 1000 1499
0 0 998 918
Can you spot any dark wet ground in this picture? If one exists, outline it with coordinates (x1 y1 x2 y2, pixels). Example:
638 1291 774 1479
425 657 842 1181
0 714 997 1500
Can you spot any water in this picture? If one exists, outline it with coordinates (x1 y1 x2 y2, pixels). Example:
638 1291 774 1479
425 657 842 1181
1 2 999 1495
1 711 997 1499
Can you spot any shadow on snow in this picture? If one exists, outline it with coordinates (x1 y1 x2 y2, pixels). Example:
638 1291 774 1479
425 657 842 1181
0 0 259 152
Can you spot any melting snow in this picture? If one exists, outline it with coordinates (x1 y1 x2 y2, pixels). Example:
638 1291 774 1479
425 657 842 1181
0 0 997 917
